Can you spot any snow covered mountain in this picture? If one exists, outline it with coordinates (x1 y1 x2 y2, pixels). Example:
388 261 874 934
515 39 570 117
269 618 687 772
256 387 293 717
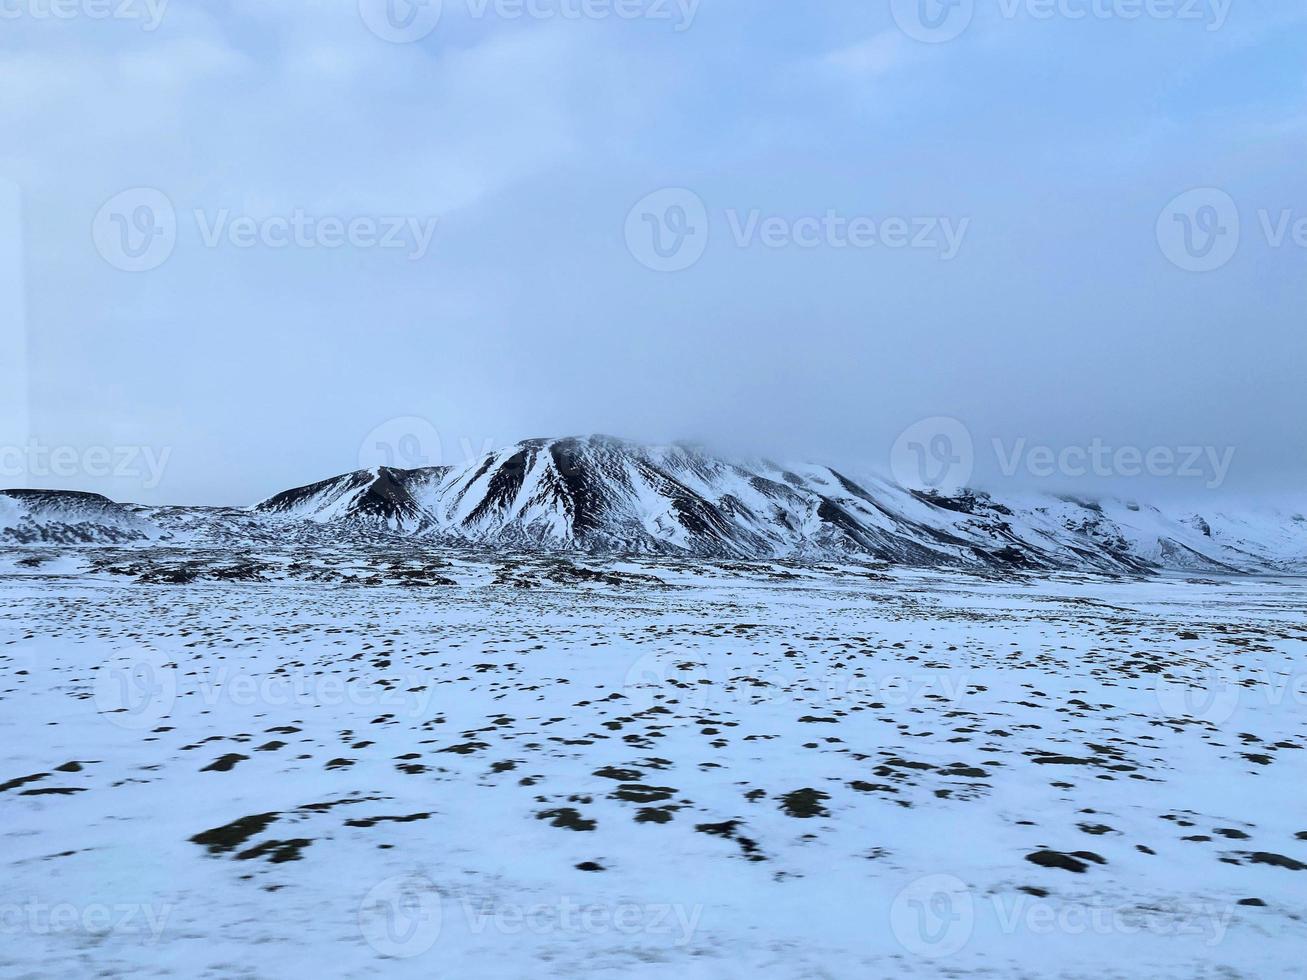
255 435 1307 574
0 489 159 545
5 436 1302 573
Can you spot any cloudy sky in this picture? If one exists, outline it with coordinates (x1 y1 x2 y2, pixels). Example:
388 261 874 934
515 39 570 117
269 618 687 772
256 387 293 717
2 0 1304 505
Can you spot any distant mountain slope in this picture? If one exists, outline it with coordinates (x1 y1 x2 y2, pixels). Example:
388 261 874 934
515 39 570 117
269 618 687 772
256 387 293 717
0 489 159 545
8 436 1302 572
254 435 1307 574
257 437 990 563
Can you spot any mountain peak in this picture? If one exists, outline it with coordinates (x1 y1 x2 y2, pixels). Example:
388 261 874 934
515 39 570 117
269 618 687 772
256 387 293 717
245 435 1307 573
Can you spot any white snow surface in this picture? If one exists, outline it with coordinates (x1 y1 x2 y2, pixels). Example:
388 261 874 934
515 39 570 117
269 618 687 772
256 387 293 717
2 543 1306 978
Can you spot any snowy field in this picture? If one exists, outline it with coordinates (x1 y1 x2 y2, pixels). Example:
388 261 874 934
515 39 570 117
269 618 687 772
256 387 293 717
2 546 1305 978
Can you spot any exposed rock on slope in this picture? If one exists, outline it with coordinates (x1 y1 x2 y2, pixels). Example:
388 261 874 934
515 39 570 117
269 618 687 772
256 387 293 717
254 436 1307 573
0 489 158 545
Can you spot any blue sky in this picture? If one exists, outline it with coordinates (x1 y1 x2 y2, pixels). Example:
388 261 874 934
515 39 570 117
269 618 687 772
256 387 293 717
1 0 1304 504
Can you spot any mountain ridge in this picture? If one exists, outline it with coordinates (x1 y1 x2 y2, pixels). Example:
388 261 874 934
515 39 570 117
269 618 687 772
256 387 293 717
5 435 1305 574
0 488 158 545
249 435 1307 575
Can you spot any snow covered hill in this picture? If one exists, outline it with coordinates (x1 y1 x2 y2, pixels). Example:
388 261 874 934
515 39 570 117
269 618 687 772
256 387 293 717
0 489 158 545
255 435 1307 574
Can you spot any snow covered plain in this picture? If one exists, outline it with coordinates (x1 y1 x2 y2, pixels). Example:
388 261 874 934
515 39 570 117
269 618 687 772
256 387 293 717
2 545 1305 978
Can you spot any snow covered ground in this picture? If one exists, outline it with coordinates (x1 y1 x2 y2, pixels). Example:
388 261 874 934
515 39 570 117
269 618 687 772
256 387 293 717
2 546 1305 977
